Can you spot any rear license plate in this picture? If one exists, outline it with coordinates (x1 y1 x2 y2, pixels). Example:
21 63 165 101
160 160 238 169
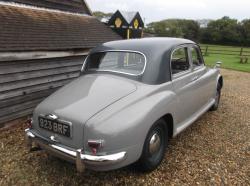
38 116 71 137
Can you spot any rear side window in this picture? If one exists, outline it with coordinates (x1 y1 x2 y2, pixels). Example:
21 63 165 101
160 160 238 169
171 47 190 74
191 47 203 67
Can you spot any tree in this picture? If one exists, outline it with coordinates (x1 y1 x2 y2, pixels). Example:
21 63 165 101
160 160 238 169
145 19 200 41
182 20 200 42
240 19 250 46
201 16 242 45
142 16 249 46
93 11 113 20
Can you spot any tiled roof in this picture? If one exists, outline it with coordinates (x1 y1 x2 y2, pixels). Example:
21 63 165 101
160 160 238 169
2 0 92 14
0 4 121 52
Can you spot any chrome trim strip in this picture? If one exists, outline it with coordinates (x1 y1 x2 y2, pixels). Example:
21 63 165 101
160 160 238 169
193 65 206 71
172 69 192 80
81 50 147 77
82 152 127 162
51 144 77 156
25 129 127 172
81 55 88 71
52 144 126 162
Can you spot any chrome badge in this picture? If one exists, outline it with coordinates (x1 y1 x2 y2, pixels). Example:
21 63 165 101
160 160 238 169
46 114 58 120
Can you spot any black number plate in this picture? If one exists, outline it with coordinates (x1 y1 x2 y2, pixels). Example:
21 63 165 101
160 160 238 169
38 116 71 137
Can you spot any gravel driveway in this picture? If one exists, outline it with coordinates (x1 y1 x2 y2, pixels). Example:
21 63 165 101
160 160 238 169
0 69 249 185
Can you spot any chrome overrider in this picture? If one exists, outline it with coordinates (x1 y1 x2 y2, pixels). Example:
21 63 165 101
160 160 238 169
25 129 127 172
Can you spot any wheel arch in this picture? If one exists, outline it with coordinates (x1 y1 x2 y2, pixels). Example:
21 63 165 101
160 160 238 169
161 113 174 139
218 75 223 90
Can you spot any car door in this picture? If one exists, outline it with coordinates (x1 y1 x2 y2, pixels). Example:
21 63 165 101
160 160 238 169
171 45 201 126
189 45 215 109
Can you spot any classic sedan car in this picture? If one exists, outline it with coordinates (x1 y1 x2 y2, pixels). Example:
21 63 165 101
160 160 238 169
25 38 223 172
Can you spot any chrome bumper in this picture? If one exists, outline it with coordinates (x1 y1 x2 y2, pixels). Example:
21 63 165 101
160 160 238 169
25 129 126 172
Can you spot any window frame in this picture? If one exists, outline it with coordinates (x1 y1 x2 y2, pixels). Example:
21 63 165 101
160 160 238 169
81 50 147 77
170 45 192 80
189 45 205 70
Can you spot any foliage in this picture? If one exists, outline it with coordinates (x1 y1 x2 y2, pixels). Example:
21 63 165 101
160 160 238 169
146 17 250 46
201 17 242 45
240 19 250 46
93 11 113 20
145 19 200 41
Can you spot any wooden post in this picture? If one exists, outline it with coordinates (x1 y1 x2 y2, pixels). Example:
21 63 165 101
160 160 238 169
127 29 130 39
205 46 208 56
240 57 243 63
240 47 243 56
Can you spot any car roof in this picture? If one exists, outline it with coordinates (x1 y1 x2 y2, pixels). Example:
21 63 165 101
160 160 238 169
91 37 195 55
88 37 197 85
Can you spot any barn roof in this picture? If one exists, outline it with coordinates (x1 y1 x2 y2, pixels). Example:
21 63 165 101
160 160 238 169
0 3 121 52
2 0 92 14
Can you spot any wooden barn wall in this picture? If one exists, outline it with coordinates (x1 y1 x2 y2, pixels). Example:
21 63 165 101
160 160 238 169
0 55 86 126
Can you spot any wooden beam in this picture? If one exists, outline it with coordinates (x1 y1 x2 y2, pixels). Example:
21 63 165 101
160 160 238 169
0 50 89 62
0 78 73 100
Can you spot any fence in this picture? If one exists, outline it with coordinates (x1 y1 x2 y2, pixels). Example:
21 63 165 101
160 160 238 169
200 46 250 57
0 55 86 126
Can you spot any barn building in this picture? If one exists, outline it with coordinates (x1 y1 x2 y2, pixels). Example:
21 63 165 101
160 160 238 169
0 0 121 126
108 10 144 39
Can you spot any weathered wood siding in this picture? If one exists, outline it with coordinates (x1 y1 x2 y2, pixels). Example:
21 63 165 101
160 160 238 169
0 55 86 126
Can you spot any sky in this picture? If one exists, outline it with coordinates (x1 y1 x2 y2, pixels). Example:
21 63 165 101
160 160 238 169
85 0 250 23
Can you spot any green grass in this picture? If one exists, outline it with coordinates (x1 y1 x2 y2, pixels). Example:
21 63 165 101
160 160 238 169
200 44 250 73
203 54 250 72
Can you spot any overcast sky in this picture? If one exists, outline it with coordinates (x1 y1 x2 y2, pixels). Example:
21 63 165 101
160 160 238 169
86 0 250 23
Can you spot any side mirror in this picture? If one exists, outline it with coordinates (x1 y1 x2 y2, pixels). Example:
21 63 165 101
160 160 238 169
214 61 222 68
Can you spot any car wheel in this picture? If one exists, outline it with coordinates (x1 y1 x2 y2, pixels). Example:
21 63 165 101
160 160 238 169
210 85 221 111
136 119 168 172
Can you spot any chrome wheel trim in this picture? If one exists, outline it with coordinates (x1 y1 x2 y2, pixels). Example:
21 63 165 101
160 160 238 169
149 132 161 155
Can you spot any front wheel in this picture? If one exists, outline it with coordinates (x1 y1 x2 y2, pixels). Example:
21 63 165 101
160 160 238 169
135 119 168 172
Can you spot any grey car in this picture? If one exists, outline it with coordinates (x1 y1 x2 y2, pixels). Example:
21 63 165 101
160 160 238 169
25 38 223 172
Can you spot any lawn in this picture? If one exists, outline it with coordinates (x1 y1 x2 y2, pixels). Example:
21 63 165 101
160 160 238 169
200 44 250 73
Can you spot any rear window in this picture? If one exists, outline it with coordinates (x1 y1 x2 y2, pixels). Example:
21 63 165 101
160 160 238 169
84 51 146 76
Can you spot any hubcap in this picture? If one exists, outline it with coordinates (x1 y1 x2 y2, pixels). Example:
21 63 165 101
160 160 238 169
149 133 161 155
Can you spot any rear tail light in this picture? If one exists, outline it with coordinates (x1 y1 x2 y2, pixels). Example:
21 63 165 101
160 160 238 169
87 140 104 155
27 118 33 129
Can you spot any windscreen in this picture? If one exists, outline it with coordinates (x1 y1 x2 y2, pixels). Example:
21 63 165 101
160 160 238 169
84 51 146 76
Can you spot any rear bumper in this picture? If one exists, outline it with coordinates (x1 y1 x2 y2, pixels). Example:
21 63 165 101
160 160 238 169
25 129 126 172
